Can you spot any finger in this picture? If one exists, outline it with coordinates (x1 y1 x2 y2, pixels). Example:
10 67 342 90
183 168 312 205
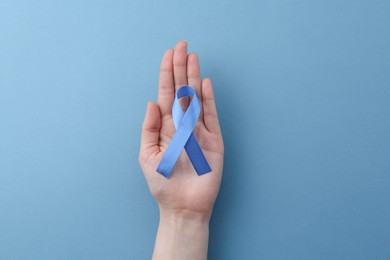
202 78 221 134
158 48 174 118
139 102 161 165
173 40 188 90
187 52 203 121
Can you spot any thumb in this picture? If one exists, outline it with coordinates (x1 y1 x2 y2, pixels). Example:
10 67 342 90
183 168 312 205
139 102 161 165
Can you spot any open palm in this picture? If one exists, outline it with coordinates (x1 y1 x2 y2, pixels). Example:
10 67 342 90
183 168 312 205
139 41 224 218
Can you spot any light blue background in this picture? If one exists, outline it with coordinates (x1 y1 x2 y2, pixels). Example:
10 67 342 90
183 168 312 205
1 0 389 259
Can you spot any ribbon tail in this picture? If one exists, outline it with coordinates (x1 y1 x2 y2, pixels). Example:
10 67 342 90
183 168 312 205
156 122 194 178
185 133 212 175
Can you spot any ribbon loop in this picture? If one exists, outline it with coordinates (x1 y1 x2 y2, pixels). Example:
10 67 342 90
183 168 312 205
156 86 212 178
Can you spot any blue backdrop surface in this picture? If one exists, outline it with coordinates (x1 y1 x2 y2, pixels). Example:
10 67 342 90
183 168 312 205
1 0 389 259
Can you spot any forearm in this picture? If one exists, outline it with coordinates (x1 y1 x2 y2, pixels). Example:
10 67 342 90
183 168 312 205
152 208 210 260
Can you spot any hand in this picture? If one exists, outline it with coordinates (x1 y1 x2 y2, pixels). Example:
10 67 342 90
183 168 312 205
138 41 224 259
139 41 224 220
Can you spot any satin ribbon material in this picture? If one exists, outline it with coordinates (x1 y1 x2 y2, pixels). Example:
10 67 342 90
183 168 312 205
157 86 212 178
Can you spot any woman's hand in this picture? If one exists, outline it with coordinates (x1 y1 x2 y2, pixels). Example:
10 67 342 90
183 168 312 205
138 40 224 259
139 40 224 219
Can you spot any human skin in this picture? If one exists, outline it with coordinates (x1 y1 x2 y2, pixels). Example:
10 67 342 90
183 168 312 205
139 40 224 260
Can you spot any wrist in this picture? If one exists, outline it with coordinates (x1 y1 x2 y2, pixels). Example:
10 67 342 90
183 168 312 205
159 207 211 226
152 208 210 260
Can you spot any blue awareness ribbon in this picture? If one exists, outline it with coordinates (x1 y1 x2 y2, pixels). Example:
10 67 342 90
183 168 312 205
156 86 212 178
